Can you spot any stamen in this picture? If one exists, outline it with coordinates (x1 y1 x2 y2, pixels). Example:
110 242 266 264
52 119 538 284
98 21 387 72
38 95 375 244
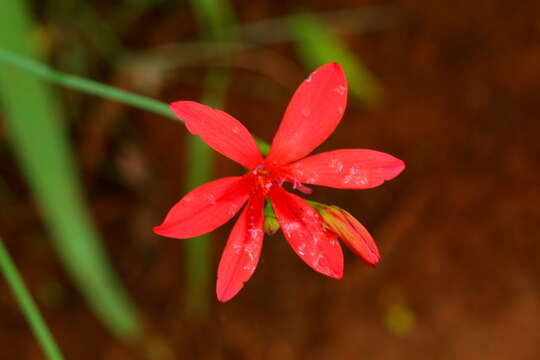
293 181 313 194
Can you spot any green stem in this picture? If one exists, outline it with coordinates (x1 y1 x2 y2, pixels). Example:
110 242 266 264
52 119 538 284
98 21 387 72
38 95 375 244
0 49 172 118
0 48 270 155
0 0 140 340
182 0 237 315
184 137 212 315
0 237 64 360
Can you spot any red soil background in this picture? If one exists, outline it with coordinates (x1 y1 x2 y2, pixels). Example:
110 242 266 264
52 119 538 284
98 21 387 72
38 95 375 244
1 0 539 358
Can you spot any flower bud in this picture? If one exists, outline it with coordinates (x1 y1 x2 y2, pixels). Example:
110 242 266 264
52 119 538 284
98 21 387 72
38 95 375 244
263 201 280 235
317 204 380 266
263 216 280 235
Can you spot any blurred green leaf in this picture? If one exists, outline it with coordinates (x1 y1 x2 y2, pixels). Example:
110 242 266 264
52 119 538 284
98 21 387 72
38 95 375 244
191 0 236 40
0 0 141 339
183 137 212 315
181 0 236 315
289 13 382 105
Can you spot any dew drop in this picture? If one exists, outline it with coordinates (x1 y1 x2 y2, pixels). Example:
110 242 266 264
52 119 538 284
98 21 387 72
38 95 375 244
247 228 262 239
330 158 344 173
307 173 319 183
333 85 346 95
232 244 242 253
243 247 256 262
282 222 300 236
205 193 216 205
355 176 368 185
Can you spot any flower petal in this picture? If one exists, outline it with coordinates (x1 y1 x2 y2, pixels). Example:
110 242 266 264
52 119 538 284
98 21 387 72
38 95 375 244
153 176 252 239
268 185 343 278
216 191 264 302
170 101 263 169
286 149 405 189
266 63 348 165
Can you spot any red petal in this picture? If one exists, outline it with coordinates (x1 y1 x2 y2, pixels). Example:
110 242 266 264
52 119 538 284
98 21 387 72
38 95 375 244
286 149 405 189
153 176 252 239
170 101 262 169
268 185 343 278
266 63 348 165
216 191 264 302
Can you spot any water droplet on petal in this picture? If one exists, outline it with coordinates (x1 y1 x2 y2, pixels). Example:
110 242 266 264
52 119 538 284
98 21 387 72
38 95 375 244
298 243 306 256
330 158 344 173
305 173 319 183
232 243 242 253
205 193 216 205
333 85 346 95
247 228 262 239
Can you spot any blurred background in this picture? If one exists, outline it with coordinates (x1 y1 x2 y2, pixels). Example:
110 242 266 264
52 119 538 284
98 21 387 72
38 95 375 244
1 0 539 359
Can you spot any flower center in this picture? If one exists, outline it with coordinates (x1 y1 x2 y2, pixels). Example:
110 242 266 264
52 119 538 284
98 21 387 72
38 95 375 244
249 161 312 195
250 162 279 194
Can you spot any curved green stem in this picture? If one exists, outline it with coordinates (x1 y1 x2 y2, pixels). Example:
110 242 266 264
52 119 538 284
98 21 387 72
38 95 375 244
0 48 270 155
0 49 172 118
0 237 64 360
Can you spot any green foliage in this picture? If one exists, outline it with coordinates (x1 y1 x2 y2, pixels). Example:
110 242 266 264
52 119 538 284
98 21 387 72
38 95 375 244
289 13 382 105
181 0 238 315
191 0 237 40
0 0 141 339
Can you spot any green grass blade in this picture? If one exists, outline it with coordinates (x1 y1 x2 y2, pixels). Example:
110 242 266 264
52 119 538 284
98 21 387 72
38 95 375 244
183 0 237 315
0 49 271 154
184 136 213 315
184 71 233 315
0 237 64 360
0 49 172 118
289 13 382 105
0 0 141 339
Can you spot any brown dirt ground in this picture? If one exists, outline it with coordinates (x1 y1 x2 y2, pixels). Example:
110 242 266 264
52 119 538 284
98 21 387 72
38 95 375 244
1 0 540 359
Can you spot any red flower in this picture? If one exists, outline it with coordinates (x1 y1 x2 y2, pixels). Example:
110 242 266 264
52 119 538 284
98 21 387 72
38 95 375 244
154 63 405 302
